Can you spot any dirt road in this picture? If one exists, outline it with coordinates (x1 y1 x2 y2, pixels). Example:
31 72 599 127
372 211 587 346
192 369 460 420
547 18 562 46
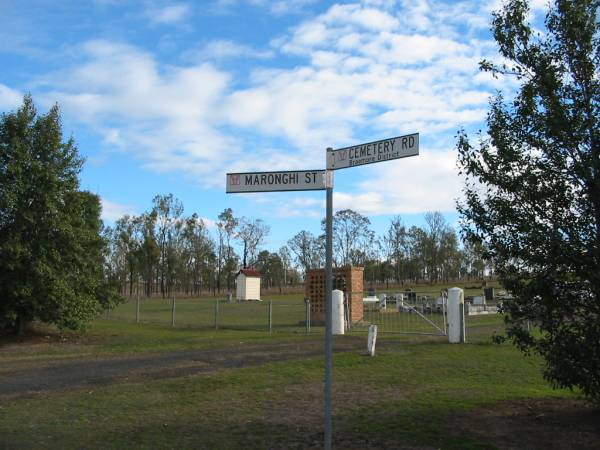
0 337 370 399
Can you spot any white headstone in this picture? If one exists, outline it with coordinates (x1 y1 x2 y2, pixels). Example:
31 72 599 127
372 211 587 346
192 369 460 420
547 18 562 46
396 293 404 311
367 325 378 356
448 287 465 343
332 289 345 335
378 293 387 310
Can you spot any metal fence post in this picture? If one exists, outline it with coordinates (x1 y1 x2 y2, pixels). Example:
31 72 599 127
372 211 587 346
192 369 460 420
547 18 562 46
215 300 219 331
324 166 333 450
136 291 140 324
305 300 311 335
269 301 273 335
171 297 176 327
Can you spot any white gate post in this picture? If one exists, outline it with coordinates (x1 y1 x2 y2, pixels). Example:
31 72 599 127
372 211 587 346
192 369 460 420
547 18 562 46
332 289 345 335
367 324 378 356
448 287 465 343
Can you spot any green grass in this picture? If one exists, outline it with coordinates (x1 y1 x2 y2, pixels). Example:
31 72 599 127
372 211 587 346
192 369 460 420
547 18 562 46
0 310 581 450
0 339 574 449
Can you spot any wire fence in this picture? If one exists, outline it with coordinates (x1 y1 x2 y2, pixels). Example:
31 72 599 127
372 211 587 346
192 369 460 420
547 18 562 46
106 297 315 334
348 290 448 335
105 287 463 336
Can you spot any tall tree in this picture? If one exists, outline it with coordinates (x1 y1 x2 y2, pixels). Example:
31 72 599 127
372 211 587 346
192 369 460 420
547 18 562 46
114 215 140 297
217 208 238 291
0 96 119 333
288 230 323 275
278 245 292 286
135 212 160 297
457 0 600 402
181 214 213 296
152 194 183 298
383 216 407 284
237 217 269 268
423 211 453 283
325 209 375 267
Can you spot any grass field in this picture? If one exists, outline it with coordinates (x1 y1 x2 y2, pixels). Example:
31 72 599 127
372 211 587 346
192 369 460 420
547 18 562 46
1 285 598 449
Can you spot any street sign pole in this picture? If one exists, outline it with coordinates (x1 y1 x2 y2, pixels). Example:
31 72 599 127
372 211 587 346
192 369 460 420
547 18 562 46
226 135 417 450
324 161 333 450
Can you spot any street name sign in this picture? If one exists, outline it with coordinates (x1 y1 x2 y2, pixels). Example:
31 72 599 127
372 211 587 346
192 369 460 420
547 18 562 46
226 169 327 193
327 133 419 170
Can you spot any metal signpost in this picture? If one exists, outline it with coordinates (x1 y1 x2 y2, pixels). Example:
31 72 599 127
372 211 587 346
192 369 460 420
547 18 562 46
226 133 418 450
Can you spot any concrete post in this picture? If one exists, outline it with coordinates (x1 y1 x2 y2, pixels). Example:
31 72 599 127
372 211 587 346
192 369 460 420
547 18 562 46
367 324 378 356
332 289 345 335
448 287 465 343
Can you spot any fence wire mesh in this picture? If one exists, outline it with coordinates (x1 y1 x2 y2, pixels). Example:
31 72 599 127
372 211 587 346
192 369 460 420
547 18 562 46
348 290 447 335
105 288 458 336
107 297 315 334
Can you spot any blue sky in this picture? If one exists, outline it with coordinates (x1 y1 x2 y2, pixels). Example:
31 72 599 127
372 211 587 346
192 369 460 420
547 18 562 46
0 0 545 252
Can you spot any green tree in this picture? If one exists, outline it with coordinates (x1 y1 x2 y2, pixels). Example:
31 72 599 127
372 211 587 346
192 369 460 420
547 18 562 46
383 216 407 284
152 194 183 298
457 0 599 402
0 96 119 334
237 217 269 268
217 208 238 291
288 230 323 275
324 209 375 267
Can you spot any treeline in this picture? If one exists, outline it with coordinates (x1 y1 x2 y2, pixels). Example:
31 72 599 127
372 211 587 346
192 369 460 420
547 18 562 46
103 195 488 297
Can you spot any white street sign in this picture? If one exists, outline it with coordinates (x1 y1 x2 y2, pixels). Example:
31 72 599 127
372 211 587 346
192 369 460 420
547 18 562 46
226 169 328 193
327 133 419 170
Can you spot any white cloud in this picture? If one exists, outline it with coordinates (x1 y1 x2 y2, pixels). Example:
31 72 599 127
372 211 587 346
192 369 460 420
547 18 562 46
43 40 236 187
149 3 191 24
210 0 317 15
32 1 510 217
188 40 274 60
275 196 324 218
334 148 463 215
268 0 319 15
200 217 217 229
0 84 22 110
101 198 137 222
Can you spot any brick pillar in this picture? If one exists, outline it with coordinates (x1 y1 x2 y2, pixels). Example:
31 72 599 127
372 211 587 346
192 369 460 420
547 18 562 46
348 266 364 323
304 266 364 324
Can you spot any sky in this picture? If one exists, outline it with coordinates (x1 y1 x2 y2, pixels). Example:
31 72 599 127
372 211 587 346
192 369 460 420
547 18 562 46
0 0 547 253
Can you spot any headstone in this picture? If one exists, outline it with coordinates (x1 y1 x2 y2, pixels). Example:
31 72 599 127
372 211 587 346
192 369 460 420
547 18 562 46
378 293 387 310
473 295 486 305
396 293 405 312
367 325 378 356
484 287 495 301
332 289 345 335
448 287 466 344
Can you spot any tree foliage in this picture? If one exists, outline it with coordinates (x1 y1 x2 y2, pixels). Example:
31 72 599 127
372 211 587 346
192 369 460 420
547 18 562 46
0 96 119 333
324 209 375 267
457 0 599 402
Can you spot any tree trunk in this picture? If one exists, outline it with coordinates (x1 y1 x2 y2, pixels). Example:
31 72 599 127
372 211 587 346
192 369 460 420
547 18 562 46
15 314 28 336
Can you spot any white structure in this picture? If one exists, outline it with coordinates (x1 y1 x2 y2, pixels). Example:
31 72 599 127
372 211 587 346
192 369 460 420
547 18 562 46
472 295 486 305
378 293 387 310
448 287 466 343
332 289 345 335
367 325 378 356
235 269 261 301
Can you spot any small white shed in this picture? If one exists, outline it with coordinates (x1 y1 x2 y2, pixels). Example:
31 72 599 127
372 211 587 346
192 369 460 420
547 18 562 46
236 268 262 301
